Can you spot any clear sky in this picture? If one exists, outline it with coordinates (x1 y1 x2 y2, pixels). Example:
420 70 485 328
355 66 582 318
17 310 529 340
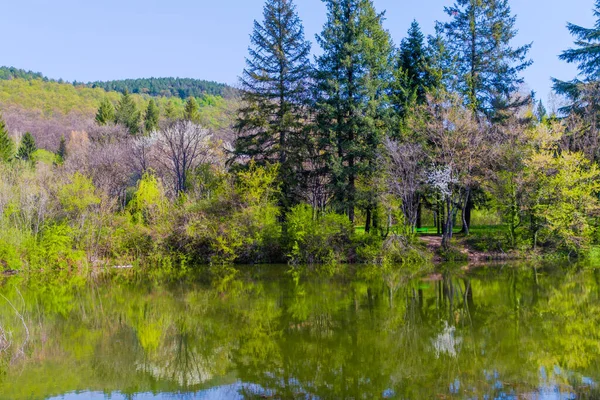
0 0 596 104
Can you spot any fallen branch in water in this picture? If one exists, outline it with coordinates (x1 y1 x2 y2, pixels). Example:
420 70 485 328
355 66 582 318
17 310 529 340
0 292 29 360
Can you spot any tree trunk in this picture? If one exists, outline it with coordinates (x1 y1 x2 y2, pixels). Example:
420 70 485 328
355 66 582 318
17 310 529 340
348 165 355 223
461 189 471 235
365 207 372 233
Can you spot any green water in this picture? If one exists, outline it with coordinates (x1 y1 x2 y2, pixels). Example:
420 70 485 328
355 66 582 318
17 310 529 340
0 263 599 399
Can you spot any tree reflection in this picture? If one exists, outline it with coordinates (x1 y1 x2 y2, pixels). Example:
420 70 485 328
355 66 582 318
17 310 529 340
0 263 598 399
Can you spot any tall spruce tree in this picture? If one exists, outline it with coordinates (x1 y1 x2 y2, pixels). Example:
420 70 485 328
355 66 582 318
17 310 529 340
398 21 431 105
315 0 393 226
115 90 141 135
441 0 532 116
183 97 201 123
144 99 160 133
233 0 312 211
57 134 67 162
16 132 36 162
553 1 600 103
389 20 437 138
164 99 179 121
0 113 14 163
95 98 115 126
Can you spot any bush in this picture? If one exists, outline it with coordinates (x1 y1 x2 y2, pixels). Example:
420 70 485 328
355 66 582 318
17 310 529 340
286 204 354 265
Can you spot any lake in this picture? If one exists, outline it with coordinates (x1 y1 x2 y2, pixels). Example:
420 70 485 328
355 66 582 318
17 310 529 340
0 262 599 399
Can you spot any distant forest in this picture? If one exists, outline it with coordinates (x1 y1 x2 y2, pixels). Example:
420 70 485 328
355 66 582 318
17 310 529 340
0 66 234 99
0 66 47 81
87 78 235 99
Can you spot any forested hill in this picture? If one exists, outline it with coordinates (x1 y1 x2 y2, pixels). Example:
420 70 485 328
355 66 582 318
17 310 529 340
0 66 48 81
87 77 235 99
0 66 235 99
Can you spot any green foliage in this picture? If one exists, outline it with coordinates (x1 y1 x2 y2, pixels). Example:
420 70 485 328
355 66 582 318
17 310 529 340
87 76 233 99
553 0 600 98
0 113 14 163
183 96 200 123
114 90 141 135
441 0 532 114
16 132 36 162
33 149 59 165
164 99 179 121
58 173 101 216
315 0 393 221
525 150 600 253
233 0 312 210
37 223 77 269
183 163 282 265
57 134 67 162
128 173 167 225
144 99 160 133
286 204 354 265
389 20 437 129
0 66 47 81
95 97 115 125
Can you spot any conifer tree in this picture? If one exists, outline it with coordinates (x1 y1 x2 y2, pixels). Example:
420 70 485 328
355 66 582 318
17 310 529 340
95 98 115 126
233 0 312 211
16 132 36 162
164 99 179 121
398 21 432 105
553 1 600 101
144 99 160 133
315 0 393 225
115 90 141 135
441 0 532 115
389 20 438 137
0 113 14 163
183 97 201 123
57 134 67 162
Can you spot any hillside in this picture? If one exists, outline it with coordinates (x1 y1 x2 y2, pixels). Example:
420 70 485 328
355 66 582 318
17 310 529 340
0 66 236 99
0 66 48 81
0 77 238 151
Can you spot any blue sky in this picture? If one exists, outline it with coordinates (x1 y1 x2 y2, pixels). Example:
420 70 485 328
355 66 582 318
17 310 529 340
1 0 596 104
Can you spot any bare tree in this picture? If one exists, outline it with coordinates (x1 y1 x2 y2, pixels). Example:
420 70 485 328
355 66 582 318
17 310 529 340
384 138 427 232
156 120 213 194
131 133 158 175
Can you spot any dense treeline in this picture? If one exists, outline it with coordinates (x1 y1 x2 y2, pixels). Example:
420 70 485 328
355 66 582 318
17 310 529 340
1 0 600 274
0 66 47 81
87 77 235 100
0 66 235 99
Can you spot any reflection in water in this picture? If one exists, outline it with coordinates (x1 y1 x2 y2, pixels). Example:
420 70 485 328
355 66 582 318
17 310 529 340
0 263 599 399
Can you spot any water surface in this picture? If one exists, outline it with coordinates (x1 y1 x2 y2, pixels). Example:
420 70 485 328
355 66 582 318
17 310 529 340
0 263 599 399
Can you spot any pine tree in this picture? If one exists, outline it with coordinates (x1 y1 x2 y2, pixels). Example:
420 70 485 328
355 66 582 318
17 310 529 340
315 0 393 225
95 98 115 126
164 99 179 121
0 113 14 163
389 20 438 137
57 134 67 162
553 1 600 100
16 132 36 162
115 90 141 135
144 99 160 133
398 21 431 105
441 0 532 115
233 0 312 210
183 97 200 123
535 100 547 122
